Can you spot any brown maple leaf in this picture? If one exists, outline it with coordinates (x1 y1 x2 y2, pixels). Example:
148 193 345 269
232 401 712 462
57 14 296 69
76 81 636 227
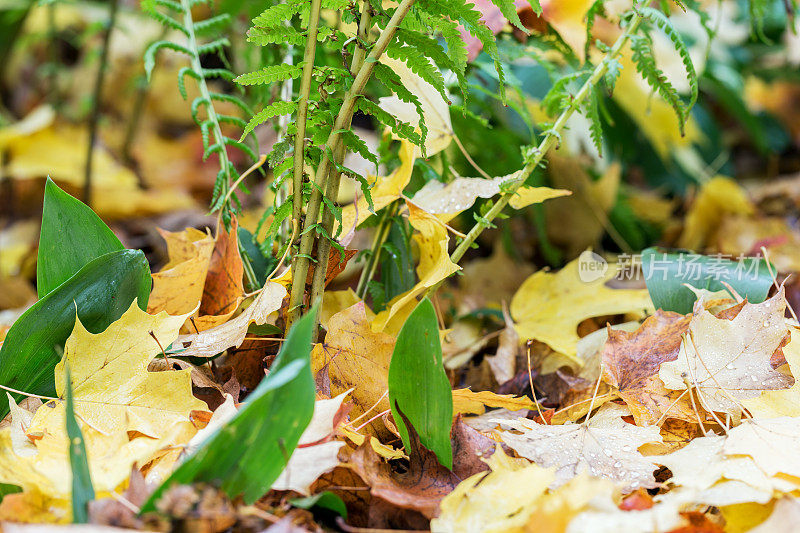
346 405 459 519
601 311 698 426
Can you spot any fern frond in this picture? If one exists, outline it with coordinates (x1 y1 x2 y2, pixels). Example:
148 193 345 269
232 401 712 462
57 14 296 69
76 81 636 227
201 68 235 81
144 40 191 80
193 14 231 35
603 58 622 94
209 92 254 116
639 6 698 111
240 100 298 141
197 38 231 56
488 0 526 32
356 97 422 146
247 26 306 46
630 34 687 133
177 66 201 99
584 86 603 156
373 62 428 151
386 43 450 104
584 0 604 60
234 63 304 86
252 0 305 28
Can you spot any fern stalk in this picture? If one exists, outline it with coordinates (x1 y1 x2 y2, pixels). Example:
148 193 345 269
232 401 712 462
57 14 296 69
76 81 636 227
290 0 324 245
434 12 643 287
82 0 120 206
309 3 374 314
180 0 233 207
287 0 416 326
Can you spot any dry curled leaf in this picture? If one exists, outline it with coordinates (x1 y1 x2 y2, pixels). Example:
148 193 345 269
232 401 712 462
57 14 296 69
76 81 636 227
311 303 395 436
601 311 697 425
346 406 460 519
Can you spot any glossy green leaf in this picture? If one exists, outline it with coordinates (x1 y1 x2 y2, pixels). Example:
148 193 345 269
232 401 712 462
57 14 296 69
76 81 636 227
388 297 453 470
290 491 347 519
65 367 94 523
140 308 317 512
641 247 773 314
0 249 151 418
37 178 124 298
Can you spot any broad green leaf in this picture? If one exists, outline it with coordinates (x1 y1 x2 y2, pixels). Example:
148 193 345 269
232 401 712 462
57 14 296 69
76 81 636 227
290 491 348 519
641 248 773 315
0 483 21 502
65 368 94 523
141 308 317 512
37 178 123 297
388 297 453 469
0 249 151 418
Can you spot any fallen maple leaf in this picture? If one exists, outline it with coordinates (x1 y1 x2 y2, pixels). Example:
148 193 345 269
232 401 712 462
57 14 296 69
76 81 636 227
659 290 794 416
747 496 800 533
656 435 797 506
0 300 205 501
510 253 653 365
195 217 245 331
451 388 536 416
723 417 800 480
346 406 460 519
496 403 662 491
147 227 215 317
311 302 395 436
743 328 800 418
431 447 554 532
601 311 697 425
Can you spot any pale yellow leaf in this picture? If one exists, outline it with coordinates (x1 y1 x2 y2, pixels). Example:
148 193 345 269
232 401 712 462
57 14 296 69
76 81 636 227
371 203 460 332
496 404 662 491
510 253 653 364
431 448 554 533
659 290 793 416
452 389 535 417
176 281 287 358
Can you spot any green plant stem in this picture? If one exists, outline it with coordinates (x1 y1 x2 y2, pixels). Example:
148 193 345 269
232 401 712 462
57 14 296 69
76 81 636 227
287 0 415 326
355 200 398 298
82 0 120 206
428 12 642 295
309 3 374 312
180 0 233 211
289 0 324 256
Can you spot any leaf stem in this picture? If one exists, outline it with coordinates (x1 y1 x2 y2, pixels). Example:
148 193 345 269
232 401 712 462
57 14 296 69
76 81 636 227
181 0 233 212
442 13 642 274
355 200 397 298
288 0 416 326
290 0 324 255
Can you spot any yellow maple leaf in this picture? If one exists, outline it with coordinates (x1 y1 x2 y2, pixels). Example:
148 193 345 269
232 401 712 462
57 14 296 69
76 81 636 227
371 203 460 333
743 327 800 418
678 176 754 251
0 300 206 504
311 302 395 436
510 253 653 365
451 388 536 416
431 448 555 533
148 227 215 317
